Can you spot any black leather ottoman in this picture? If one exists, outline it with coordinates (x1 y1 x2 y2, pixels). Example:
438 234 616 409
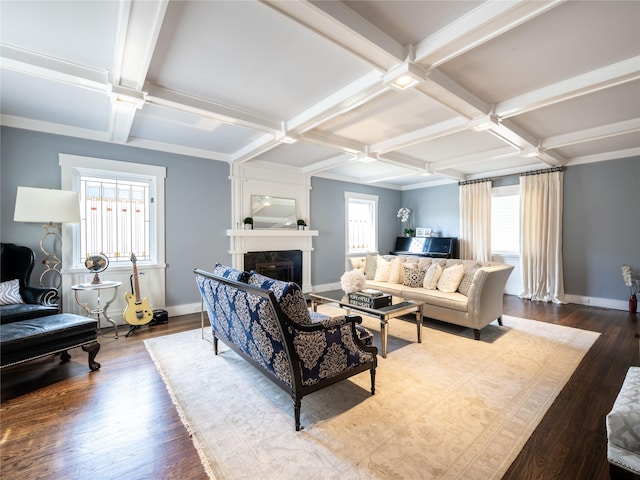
0 313 100 371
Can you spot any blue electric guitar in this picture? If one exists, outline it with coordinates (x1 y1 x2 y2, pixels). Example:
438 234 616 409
123 253 153 326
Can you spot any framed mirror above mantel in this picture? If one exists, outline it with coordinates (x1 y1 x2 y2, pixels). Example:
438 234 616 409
251 195 297 229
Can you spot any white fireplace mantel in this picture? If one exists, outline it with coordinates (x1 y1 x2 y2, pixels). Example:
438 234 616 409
226 229 319 237
226 229 318 291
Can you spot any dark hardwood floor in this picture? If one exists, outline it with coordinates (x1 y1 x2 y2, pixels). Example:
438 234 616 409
1 297 638 480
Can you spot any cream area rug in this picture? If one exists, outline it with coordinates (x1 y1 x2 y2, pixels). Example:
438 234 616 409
144 309 599 480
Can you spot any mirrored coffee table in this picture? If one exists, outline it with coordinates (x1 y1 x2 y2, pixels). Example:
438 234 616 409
308 289 424 358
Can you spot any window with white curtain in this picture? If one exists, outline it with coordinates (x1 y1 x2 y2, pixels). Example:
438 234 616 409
345 192 378 254
491 185 520 254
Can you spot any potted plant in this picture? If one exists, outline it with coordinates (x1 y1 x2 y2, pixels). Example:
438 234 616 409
297 219 307 231
243 217 253 230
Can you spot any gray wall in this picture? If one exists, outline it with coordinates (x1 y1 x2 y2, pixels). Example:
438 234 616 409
401 183 459 237
1 126 231 306
310 177 401 285
2 126 638 305
563 157 640 301
400 158 640 302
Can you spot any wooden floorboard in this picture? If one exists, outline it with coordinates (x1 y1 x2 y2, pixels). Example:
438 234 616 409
1 297 638 480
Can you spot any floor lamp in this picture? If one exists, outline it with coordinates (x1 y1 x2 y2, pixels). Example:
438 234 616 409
13 186 81 291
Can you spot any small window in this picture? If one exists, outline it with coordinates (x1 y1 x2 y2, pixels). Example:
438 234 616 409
491 185 519 254
80 175 150 263
345 192 378 254
60 154 166 269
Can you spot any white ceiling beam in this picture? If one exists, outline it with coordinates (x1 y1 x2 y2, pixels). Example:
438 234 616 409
543 118 640 150
497 56 640 118
300 130 365 155
108 0 168 143
144 83 283 134
371 117 469 154
415 0 564 68
375 152 428 172
302 153 355 175
287 71 388 133
421 68 490 118
230 134 281 164
262 0 405 70
362 171 417 185
0 44 108 92
113 0 169 90
566 147 640 166
429 147 519 171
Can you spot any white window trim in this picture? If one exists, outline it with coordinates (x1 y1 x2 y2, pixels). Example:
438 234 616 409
59 153 166 271
491 184 520 256
345 191 378 256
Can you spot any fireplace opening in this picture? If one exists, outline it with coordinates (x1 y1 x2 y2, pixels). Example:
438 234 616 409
244 250 302 286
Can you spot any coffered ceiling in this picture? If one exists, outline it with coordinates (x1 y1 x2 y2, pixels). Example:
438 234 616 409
1 1 639 189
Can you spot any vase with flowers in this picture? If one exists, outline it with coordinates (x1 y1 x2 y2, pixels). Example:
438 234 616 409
621 265 639 313
397 207 414 237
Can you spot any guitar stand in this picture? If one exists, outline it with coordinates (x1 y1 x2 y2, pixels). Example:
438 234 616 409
125 325 142 337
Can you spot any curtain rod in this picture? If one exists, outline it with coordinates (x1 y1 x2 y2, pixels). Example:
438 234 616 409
458 166 565 185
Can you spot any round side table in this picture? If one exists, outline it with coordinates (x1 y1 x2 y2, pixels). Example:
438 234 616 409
72 281 122 338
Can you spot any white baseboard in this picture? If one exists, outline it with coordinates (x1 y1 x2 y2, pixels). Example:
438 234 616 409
165 292 631 321
564 294 629 311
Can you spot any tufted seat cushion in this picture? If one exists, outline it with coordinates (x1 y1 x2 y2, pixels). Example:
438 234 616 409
606 367 640 474
0 313 99 369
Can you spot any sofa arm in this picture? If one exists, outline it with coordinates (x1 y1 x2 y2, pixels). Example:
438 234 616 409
20 286 59 307
289 315 377 386
466 265 514 325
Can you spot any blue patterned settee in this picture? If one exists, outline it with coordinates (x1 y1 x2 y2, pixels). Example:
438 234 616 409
194 264 378 431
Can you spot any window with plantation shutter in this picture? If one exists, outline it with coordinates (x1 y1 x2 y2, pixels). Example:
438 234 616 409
491 185 520 255
345 192 378 254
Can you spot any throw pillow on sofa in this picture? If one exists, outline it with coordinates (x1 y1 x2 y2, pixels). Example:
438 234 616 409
0 279 24 306
374 256 391 281
403 264 425 288
388 258 406 284
457 265 479 296
248 272 312 325
364 254 378 280
437 263 465 293
423 263 442 289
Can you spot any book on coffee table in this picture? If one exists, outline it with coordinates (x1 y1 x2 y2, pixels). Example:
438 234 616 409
348 291 392 309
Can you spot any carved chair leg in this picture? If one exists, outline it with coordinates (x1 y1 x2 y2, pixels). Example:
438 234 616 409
59 350 71 364
294 397 302 431
82 342 101 371
370 367 376 395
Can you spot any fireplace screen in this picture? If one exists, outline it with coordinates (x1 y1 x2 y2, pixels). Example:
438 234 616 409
244 250 302 286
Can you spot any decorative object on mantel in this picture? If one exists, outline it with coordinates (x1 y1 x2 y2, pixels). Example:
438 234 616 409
415 227 432 237
340 269 366 294
243 217 253 230
297 219 307 231
621 265 639 313
397 207 414 237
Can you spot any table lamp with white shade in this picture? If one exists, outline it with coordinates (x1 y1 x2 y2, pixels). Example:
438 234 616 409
13 186 81 289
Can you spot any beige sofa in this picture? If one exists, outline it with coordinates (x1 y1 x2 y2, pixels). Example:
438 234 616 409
349 255 514 340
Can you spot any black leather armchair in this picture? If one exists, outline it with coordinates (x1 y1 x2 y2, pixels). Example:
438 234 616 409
0 243 59 324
